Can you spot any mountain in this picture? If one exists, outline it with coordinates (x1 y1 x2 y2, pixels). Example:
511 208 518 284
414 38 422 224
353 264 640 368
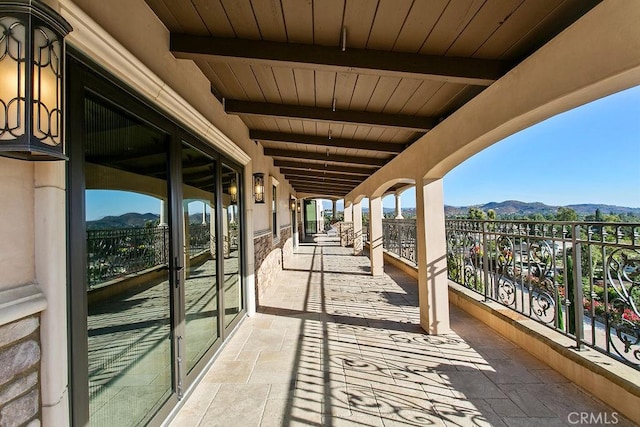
87 212 212 230
87 212 159 229
444 200 640 217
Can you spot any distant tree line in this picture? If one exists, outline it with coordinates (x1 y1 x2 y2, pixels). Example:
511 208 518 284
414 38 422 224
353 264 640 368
460 206 640 222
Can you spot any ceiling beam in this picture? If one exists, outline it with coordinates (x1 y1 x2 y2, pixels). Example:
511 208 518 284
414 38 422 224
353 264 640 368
171 34 508 86
250 130 405 154
264 148 387 166
274 160 373 175
289 178 359 188
281 170 364 182
292 186 348 196
226 100 436 131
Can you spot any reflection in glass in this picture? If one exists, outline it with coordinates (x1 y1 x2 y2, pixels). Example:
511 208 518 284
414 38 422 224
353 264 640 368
84 96 171 426
223 165 242 327
181 144 219 372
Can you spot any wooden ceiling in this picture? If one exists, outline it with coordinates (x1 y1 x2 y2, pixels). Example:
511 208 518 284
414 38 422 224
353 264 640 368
144 0 601 198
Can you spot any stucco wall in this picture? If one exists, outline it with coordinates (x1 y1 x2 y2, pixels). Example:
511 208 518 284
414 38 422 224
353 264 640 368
0 159 35 289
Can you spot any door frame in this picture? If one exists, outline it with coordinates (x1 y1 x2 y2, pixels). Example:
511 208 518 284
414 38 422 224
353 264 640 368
66 50 246 426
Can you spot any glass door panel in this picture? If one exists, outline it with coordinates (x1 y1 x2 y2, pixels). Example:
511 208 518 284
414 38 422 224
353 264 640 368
181 144 220 373
84 96 172 426
222 165 242 327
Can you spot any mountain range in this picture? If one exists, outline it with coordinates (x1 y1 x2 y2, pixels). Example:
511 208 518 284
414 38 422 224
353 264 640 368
442 200 640 217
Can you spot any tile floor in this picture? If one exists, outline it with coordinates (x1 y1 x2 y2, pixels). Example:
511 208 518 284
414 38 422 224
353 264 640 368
168 235 632 427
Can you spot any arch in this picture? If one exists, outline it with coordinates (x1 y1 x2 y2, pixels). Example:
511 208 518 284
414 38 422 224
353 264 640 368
371 178 416 199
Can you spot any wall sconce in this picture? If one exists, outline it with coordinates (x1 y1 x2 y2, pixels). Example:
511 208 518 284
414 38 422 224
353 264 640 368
253 172 265 203
0 1 72 161
297 203 301 213
229 179 237 204
290 198 296 211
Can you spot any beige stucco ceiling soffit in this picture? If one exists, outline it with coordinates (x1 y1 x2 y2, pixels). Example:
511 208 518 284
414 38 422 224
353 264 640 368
57 0 250 166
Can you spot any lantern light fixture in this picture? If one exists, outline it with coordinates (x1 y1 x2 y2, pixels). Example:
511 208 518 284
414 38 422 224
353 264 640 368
290 198 296 211
253 172 265 203
0 0 72 161
229 178 237 204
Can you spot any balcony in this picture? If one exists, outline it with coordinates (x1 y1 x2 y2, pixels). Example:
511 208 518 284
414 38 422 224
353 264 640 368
167 231 636 426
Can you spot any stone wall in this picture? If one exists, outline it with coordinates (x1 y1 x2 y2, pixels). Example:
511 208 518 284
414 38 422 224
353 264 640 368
0 315 41 427
254 226 292 307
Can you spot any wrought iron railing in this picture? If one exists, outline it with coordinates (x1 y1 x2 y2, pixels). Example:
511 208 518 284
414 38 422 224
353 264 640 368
87 226 169 288
188 223 211 255
446 219 640 369
87 223 215 288
382 219 417 264
376 217 640 369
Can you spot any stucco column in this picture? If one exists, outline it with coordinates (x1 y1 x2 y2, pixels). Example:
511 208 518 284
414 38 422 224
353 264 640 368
159 199 167 226
299 199 306 240
352 201 362 255
369 196 384 276
415 178 450 334
293 199 299 248
395 193 403 219
243 165 256 316
344 202 352 222
35 162 69 426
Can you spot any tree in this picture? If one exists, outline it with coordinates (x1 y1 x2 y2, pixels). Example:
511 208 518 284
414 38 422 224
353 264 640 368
468 207 486 219
487 209 497 220
556 207 578 221
595 208 603 221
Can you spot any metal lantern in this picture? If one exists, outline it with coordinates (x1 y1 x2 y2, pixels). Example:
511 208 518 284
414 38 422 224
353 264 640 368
229 178 237 204
0 0 72 160
253 172 265 203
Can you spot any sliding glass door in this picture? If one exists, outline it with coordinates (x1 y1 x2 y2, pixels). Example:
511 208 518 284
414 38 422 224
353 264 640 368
181 144 220 374
84 95 173 426
68 56 246 426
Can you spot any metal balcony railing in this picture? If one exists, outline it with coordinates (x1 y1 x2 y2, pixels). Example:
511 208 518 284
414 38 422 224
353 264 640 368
379 218 639 370
382 219 417 264
87 223 213 288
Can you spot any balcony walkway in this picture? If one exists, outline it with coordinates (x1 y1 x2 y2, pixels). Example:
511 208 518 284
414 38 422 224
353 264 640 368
168 234 631 427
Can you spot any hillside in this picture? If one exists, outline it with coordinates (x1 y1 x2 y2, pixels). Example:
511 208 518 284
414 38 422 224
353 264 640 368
87 212 211 229
443 200 640 218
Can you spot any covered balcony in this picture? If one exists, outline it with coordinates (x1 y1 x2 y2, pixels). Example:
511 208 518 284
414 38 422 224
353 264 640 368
168 232 637 426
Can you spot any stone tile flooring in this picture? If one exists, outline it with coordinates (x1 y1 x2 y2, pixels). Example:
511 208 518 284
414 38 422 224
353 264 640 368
168 235 632 426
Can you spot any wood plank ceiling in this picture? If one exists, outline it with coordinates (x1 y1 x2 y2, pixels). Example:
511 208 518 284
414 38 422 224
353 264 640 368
144 0 601 198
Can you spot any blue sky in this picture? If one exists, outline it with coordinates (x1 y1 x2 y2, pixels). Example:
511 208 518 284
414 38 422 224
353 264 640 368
88 85 639 220
372 85 640 210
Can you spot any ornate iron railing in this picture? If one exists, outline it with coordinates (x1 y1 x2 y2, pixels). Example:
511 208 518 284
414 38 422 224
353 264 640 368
87 223 216 287
375 218 640 368
188 223 211 255
446 219 640 369
87 226 169 288
382 219 417 264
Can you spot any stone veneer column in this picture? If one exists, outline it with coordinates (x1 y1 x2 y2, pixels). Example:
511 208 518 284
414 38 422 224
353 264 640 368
0 315 42 427
352 201 362 255
369 196 384 276
415 178 450 334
